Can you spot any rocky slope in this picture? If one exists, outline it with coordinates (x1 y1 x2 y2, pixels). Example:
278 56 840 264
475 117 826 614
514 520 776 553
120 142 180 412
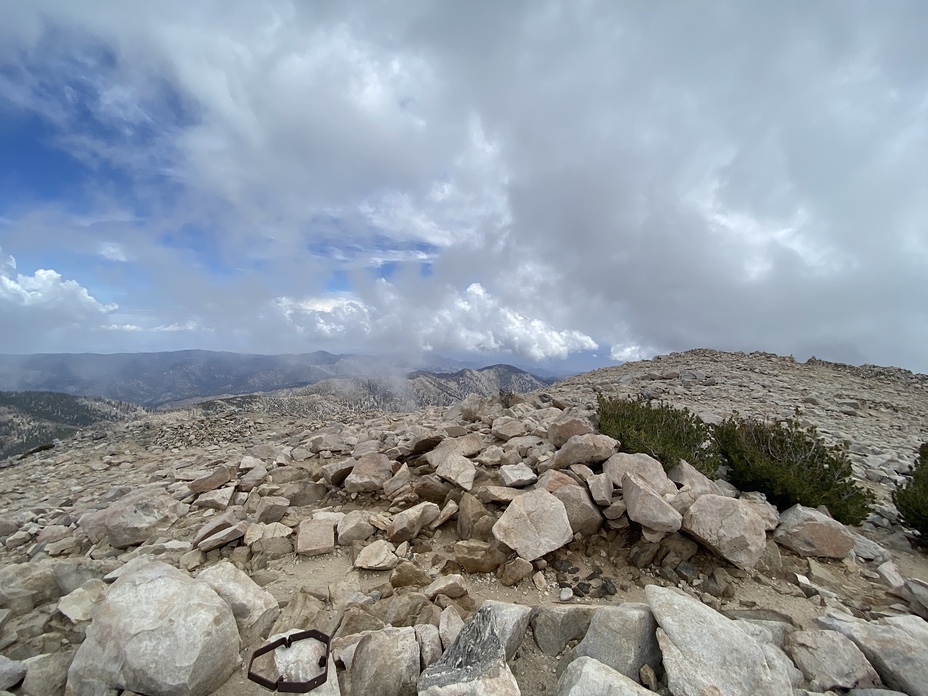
0 349 927 696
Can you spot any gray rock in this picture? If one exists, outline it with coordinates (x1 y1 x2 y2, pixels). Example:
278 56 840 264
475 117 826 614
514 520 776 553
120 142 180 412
435 452 477 491
322 458 355 486
197 561 279 644
500 463 537 488
566 603 660 681
337 510 375 545
0 656 25 691
254 495 290 524
67 561 241 696
785 629 881 692
667 460 722 497
21 651 73 696
419 606 520 696
551 434 618 470
57 579 107 623
388 502 440 543
439 606 465 649
350 626 420 696
738 492 781 531
623 472 682 535
850 532 892 564
682 494 767 570
557 656 654 696
355 540 399 570
532 605 597 656
547 418 594 448
646 585 793 696
773 504 855 558
415 623 443 670
492 488 573 561
479 601 533 660
817 610 928 696
344 453 393 493
604 453 677 495
269 629 340 696
550 481 604 536
296 518 336 556
79 488 184 549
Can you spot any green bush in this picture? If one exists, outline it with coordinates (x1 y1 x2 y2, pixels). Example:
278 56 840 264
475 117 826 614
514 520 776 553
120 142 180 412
597 394 719 477
894 443 928 546
714 416 874 525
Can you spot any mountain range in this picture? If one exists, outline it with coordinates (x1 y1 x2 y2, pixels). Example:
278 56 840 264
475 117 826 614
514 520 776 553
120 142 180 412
0 350 551 408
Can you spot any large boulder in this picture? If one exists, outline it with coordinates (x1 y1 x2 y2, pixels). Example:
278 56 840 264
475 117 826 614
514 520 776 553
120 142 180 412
344 453 393 493
418 606 520 696
349 626 420 696
550 434 618 470
622 473 682 538
784 629 881 692
817 610 928 696
645 585 793 696
604 453 677 495
66 561 241 696
773 504 855 558
565 604 661 681
492 489 573 562
196 561 279 645
531 606 597 656
682 495 767 570
388 502 441 543
558 656 654 696
79 488 184 549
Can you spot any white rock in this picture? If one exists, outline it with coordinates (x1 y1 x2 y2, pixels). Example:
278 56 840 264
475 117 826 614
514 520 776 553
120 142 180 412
492 488 573 561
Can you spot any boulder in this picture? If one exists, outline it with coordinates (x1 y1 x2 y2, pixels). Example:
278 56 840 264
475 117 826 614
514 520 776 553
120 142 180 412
547 418 594 448
66 561 241 696
646 585 793 696
604 453 677 495
774 504 855 558
388 502 440 543
551 434 618 469
296 518 336 556
268 629 339 696
79 488 184 549
817 610 928 696
738 492 780 531
419 606 520 696
197 561 279 644
355 540 400 571
322 458 355 486
492 489 573 562
338 510 375 545
666 459 722 497
682 494 767 570
491 417 527 441
622 472 682 536
350 626 420 696
416 624 443 670
435 452 477 491
480 601 533 660
500 463 537 488
549 481 604 536
21 651 73 696
453 540 507 573
254 495 290 524
344 453 393 493
784 629 881 692
439 606 465 649
188 467 231 494
0 656 25 691
565 604 661 681
557 656 654 696
531 605 597 656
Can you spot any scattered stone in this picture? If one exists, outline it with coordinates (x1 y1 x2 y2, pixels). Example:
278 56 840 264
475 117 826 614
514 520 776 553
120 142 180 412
344 453 393 493
350 626 420 696
388 501 440 543
197 560 279 644
531 606 597 656
479 600 532 660
604 452 677 495
0 656 25 691
337 510 376 545
551 434 618 469
500 463 537 487
785 629 881 692
435 452 477 491
547 418 594 448
623 472 682 537
565 603 661 680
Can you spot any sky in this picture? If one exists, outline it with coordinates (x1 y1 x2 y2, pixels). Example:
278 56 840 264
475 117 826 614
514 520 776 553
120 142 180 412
1 1 927 373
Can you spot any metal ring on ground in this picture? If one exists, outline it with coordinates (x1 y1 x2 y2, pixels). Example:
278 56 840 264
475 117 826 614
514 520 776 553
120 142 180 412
247 629 331 693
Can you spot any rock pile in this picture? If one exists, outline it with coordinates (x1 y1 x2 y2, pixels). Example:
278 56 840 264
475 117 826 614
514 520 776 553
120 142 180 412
0 349 927 695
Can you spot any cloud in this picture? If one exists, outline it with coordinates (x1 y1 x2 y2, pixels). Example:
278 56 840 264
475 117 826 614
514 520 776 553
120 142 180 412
0 2 927 371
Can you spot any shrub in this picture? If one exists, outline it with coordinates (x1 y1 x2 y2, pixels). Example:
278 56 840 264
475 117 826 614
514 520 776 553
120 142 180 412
894 443 928 546
714 415 874 525
597 394 719 477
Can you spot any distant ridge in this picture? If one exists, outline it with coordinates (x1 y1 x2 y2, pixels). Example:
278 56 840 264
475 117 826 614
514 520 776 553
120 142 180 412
0 350 485 407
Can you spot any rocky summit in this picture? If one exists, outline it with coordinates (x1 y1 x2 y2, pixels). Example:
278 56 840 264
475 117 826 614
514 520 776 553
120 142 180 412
1 348 927 696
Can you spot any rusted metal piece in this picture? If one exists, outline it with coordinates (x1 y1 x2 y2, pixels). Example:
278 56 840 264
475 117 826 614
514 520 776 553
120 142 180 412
247 629 331 693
